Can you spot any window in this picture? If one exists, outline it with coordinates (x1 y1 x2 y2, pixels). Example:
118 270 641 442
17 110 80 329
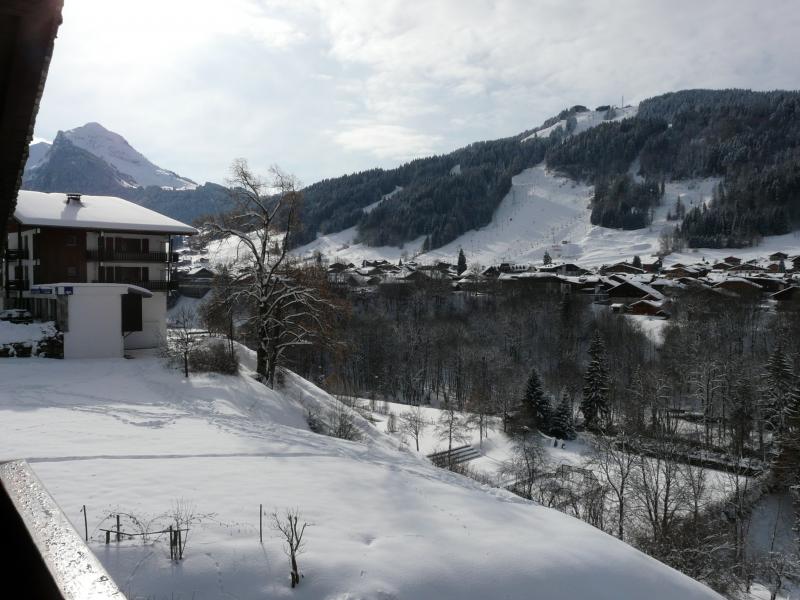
66 235 77 246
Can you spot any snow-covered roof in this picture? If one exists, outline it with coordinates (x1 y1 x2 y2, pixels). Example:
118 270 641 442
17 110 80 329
15 190 197 235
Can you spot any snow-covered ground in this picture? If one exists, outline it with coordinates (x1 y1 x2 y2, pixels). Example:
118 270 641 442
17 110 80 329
0 350 724 599
364 400 740 505
521 105 639 141
293 163 747 270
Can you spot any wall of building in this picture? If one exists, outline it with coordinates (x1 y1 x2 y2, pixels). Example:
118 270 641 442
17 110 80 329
64 290 124 359
123 291 166 350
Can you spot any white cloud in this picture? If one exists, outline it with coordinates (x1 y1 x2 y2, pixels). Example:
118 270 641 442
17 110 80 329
33 0 800 185
331 121 443 160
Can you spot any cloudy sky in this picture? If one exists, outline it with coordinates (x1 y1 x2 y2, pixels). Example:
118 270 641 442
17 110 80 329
34 0 800 187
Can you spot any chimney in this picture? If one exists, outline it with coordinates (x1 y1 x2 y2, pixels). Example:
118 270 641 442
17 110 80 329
66 193 82 205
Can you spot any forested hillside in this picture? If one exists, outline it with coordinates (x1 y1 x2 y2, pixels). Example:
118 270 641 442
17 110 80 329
547 89 800 246
296 135 550 248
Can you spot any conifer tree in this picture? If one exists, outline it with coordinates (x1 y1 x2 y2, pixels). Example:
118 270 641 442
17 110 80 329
457 248 467 275
581 331 610 431
764 346 794 433
522 368 551 433
774 378 800 486
551 390 576 440
543 250 552 265
631 255 642 269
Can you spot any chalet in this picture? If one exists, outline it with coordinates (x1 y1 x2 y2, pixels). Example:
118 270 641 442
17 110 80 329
3 190 196 350
641 260 662 274
499 272 564 296
712 278 763 298
745 276 786 293
772 286 800 307
731 262 766 273
790 256 800 271
724 256 742 266
712 261 734 270
606 280 664 302
600 262 645 275
177 266 216 298
769 252 789 262
628 299 669 318
537 262 589 277
662 264 702 279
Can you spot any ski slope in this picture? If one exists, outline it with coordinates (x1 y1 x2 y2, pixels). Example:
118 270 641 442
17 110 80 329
0 349 723 599
296 161 800 270
521 105 639 141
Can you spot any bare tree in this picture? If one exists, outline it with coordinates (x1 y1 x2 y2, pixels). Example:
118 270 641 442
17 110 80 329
164 306 201 377
632 440 688 544
435 400 472 467
501 435 547 499
589 435 638 540
271 508 309 588
205 160 331 386
400 406 426 451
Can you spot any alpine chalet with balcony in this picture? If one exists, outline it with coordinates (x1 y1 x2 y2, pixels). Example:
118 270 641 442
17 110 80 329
3 190 196 349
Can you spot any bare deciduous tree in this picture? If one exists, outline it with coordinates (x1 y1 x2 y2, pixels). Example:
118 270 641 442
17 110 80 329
164 306 201 377
435 400 472 467
205 160 332 387
589 434 638 540
501 435 547 499
271 508 309 589
400 406 426 451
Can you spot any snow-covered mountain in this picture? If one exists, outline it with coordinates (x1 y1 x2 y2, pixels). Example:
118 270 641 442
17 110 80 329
22 125 231 224
26 122 196 190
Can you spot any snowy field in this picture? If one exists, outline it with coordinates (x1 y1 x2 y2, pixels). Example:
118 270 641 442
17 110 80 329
0 350 725 599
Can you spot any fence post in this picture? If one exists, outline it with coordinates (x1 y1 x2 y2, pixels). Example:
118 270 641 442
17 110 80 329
259 504 263 543
169 525 174 560
82 505 88 542
105 530 110 545
116 514 121 542
177 526 183 560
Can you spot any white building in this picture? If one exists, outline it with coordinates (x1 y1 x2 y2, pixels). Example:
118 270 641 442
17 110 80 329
3 191 197 354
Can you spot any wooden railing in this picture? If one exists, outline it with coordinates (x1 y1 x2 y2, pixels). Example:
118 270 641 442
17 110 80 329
87 250 179 263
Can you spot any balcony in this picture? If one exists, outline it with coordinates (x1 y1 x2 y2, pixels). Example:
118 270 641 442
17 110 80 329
5 248 29 260
92 279 177 292
87 249 180 263
5 279 29 291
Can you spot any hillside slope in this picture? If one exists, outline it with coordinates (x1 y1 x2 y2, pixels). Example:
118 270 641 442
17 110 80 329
0 350 723 599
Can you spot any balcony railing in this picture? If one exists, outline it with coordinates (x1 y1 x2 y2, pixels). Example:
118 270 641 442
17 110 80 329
87 250 179 263
92 279 177 291
6 279 29 291
5 249 29 261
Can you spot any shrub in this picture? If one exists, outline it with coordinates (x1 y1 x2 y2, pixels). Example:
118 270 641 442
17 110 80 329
189 339 238 374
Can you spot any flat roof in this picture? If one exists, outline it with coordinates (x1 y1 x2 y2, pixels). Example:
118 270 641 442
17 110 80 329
15 190 197 235
30 282 153 298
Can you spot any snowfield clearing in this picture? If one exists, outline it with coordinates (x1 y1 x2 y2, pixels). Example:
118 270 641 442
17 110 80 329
0 351 725 599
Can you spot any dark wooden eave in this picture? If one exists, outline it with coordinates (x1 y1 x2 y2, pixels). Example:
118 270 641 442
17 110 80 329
0 0 64 255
